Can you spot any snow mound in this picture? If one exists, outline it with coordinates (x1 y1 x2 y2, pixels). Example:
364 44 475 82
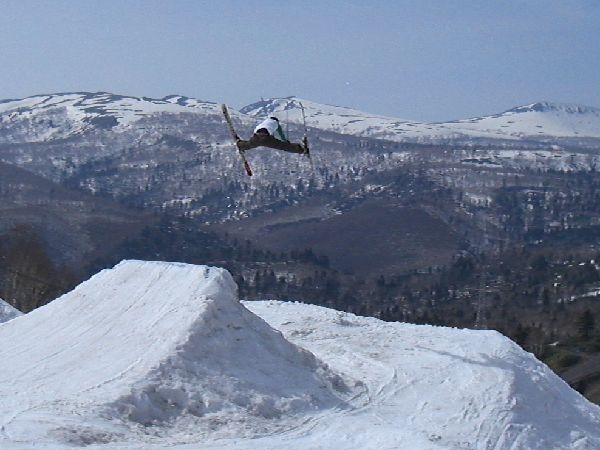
245 301 600 450
0 298 22 323
0 261 351 447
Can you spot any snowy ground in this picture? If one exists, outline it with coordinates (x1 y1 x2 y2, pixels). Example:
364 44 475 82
1 261 599 449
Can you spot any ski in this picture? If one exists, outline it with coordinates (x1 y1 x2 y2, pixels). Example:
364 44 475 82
299 102 313 169
221 104 253 176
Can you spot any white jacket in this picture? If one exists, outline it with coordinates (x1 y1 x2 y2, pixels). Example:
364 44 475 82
254 117 280 136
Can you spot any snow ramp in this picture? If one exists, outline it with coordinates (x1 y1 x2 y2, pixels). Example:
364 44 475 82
247 301 600 450
0 260 350 447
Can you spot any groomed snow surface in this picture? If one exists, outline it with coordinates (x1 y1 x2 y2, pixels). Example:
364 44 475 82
1 261 599 449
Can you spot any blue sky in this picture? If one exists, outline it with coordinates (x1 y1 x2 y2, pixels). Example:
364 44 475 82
0 0 598 121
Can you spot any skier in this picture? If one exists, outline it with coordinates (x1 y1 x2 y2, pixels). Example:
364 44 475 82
236 116 309 155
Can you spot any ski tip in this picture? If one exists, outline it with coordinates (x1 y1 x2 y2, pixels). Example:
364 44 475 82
244 161 253 176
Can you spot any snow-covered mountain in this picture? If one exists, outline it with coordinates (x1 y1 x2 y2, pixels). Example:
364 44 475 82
1 92 598 147
443 101 600 139
241 97 600 144
1 260 599 449
0 298 21 323
241 97 434 141
0 92 224 142
0 92 220 124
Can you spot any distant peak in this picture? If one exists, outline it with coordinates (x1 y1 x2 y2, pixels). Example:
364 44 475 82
507 102 600 115
240 97 303 116
162 94 191 105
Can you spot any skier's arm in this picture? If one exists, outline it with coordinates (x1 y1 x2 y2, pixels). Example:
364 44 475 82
275 124 288 142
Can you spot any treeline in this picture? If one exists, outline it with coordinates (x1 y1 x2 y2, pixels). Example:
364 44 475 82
234 236 600 368
0 226 76 312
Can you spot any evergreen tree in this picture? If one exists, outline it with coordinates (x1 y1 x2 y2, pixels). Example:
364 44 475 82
576 309 595 340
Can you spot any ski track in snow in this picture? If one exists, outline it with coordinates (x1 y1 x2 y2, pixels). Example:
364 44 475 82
242 301 600 450
1 261 600 449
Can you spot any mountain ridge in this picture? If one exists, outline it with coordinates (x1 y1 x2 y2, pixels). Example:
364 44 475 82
1 92 599 146
506 101 600 115
242 96 600 142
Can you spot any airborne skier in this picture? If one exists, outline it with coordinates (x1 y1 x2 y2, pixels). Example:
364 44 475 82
221 103 310 176
237 116 309 155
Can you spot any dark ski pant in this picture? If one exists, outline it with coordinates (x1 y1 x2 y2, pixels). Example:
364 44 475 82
236 133 305 154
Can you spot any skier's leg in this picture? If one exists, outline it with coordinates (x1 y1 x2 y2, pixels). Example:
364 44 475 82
236 139 253 152
261 135 305 154
236 134 263 152
279 141 306 154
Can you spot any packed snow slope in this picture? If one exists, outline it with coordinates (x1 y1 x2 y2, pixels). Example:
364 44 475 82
0 298 21 323
0 261 350 448
1 261 600 449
